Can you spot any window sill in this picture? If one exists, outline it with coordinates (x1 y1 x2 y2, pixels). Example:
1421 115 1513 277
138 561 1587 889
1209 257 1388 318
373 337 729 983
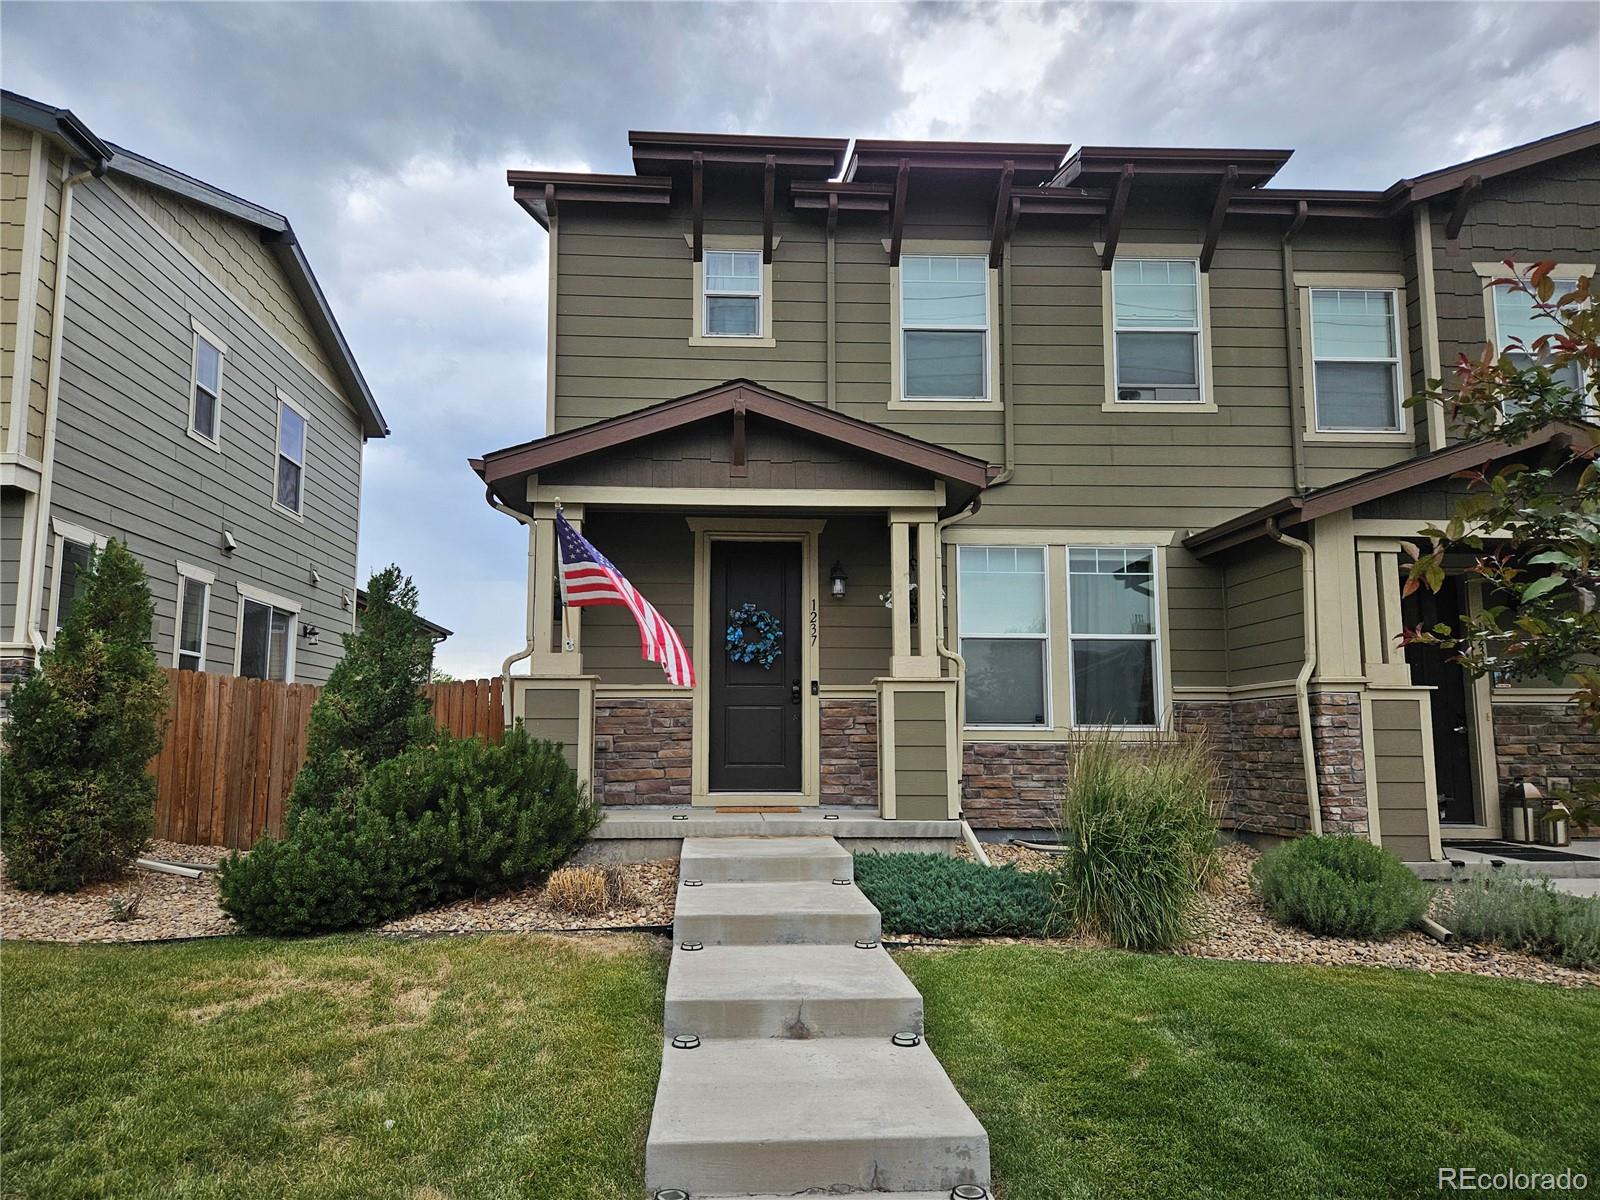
1303 429 1413 444
186 427 222 452
890 397 1003 411
271 501 306 523
963 724 1167 742
1101 400 1217 414
688 335 776 349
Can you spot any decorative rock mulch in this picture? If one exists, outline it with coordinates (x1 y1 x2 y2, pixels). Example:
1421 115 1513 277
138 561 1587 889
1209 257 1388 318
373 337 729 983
950 839 1598 988
2 845 678 944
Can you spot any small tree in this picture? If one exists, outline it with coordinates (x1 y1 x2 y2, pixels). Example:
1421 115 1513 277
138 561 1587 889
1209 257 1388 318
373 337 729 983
283 565 435 818
1 541 169 891
1403 265 1599 729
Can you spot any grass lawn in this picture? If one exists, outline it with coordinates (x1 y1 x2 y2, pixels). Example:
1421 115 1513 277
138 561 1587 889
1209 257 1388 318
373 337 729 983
1 934 666 1200
901 946 1600 1200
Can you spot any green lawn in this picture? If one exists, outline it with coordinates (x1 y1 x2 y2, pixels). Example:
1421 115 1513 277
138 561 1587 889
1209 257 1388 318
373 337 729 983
1 934 666 1200
901 946 1600 1200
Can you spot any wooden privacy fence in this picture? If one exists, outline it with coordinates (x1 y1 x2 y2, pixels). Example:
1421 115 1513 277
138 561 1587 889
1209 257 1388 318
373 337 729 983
149 671 504 850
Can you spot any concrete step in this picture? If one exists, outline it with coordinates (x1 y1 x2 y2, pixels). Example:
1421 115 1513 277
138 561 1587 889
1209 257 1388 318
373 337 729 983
679 836 853 884
665 943 922 1039
644 1036 990 1195
674 880 881 947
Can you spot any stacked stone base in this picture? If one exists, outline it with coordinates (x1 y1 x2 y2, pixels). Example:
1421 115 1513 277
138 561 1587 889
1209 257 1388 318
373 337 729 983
820 698 877 806
593 696 692 805
0 653 35 721
1493 702 1600 799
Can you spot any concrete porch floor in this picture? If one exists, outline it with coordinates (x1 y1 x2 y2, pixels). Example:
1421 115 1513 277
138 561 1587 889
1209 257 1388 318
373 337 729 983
572 805 963 863
1410 838 1600 881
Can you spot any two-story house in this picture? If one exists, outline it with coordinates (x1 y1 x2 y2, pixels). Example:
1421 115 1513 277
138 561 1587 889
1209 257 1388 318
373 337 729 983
1 91 389 698
475 125 1598 862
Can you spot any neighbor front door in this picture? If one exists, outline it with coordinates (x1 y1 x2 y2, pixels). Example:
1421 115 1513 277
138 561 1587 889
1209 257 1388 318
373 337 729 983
709 540 803 793
1402 574 1478 825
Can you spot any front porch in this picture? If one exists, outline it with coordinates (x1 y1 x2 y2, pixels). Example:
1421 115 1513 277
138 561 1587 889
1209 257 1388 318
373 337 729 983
472 380 991 824
570 805 964 863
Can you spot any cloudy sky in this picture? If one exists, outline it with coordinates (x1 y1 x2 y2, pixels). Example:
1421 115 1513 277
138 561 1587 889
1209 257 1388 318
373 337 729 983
3 1 1596 676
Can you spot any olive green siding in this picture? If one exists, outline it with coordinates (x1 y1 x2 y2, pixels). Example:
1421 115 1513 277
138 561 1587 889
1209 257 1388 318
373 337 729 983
525 686 582 769
1166 546 1227 690
892 687 952 821
1 125 66 462
0 488 22 634
819 516 892 686
1430 147 1600 402
578 512 696 687
1220 541 1305 688
1370 697 1433 861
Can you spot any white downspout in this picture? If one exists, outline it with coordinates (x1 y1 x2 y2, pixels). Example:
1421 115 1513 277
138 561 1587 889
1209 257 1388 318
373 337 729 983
24 165 95 653
486 487 536 718
1266 519 1322 836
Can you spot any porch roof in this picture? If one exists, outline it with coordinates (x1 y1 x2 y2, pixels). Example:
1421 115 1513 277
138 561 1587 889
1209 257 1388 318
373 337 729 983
1183 419 1598 558
471 379 994 515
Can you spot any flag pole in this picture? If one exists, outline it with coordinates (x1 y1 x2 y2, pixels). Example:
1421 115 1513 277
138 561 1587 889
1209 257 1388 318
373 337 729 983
554 496 573 652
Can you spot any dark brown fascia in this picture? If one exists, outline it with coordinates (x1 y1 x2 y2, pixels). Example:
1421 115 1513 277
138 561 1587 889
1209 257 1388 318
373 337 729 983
474 378 991 502
1226 188 1392 221
1011 185 1109 218
1184 421 1599 558
847 139 1070 184
789 180 894 212
506 170 673 228
1396 120 1600 204
1058 146 1292 189
629 130 849 176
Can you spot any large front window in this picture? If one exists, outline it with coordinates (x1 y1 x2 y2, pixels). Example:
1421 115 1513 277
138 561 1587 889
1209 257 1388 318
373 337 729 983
958 546 1047 726
1112 259 1202 404
901 255 989 400
1310 288 1403 432
1067 548 1159 727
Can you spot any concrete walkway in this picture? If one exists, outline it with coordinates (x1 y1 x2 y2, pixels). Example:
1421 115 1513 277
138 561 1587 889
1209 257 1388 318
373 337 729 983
644 836 991 1198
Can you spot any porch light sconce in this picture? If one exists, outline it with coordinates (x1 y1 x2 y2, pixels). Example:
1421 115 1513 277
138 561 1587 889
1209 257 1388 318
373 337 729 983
300 624 321 648
829 560 848 600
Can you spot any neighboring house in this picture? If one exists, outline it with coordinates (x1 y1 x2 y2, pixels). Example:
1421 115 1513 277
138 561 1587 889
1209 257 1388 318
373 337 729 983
1 91 388 699
354 587 454 660
477 126 1599 861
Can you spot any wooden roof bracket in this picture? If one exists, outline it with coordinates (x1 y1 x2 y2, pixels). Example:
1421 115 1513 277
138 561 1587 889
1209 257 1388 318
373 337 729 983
1444 173 1482 240
888 157 910 266
691 151 704 262
987 160 1015 268
730 392 748 477
544 183 557 225
1099 163 1135 270
1199 164 1239 272
762 154 776 264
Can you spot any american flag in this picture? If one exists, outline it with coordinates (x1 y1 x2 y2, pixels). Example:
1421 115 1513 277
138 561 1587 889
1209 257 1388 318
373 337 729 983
556 512 694 687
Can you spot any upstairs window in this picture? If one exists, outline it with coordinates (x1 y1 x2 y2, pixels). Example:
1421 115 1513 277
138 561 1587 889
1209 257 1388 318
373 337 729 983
1492 278 1584 395
1067 548 1160 728
275 396 308 515
1310 288 1403 432
703 250 762 337
958 546 1048 727
189 323 225 444
901 255 989 400
1112 259 1203 404
239 597 294 681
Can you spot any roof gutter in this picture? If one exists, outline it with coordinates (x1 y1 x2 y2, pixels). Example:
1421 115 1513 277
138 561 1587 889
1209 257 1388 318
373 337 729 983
1265 517 1322 837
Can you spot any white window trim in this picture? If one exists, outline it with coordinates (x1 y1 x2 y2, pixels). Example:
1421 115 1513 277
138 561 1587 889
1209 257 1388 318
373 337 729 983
187 316 227 450
233 581 300 682
1294 272 1414 443
47 518 109 642
1101 246 1217 413
689 234 776 348
1065 546 1163 732
272 390 309 520
956 544 1052 730
890 240 1002 410
173 561 214 671
1475 261 1595 413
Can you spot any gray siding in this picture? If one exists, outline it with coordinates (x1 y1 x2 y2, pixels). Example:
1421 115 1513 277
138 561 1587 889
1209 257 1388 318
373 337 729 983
44 176 366 683
1222 540 1305 688
1371 697 1432 861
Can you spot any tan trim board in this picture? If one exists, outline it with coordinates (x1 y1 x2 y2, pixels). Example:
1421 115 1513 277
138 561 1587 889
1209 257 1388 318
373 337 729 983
1101 254 1217 413
7 133 46 459
536 485 947 509
943 526 1182 546
1413 206 1447 452
690 234 777 348
1299 279 1415 444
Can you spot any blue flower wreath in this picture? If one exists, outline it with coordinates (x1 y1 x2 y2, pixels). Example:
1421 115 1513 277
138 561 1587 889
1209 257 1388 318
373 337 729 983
725 602 783 669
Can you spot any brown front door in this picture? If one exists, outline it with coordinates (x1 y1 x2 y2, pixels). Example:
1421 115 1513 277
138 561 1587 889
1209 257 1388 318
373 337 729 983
1402 575 1478 824
710 540 803 793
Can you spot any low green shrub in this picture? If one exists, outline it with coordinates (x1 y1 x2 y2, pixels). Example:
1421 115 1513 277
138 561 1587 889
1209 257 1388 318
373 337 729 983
218 727 599 935
853 852 1053 938
1253 835 1428 939
1439 871 1600 970
1052 731 1221 951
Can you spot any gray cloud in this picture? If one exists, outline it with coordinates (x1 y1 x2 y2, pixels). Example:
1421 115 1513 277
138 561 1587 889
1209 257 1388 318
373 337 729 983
3 0 1595 675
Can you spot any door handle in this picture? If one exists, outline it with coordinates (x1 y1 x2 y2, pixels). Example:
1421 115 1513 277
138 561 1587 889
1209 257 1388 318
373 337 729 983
1452 724 1467 735
790 681 801 705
